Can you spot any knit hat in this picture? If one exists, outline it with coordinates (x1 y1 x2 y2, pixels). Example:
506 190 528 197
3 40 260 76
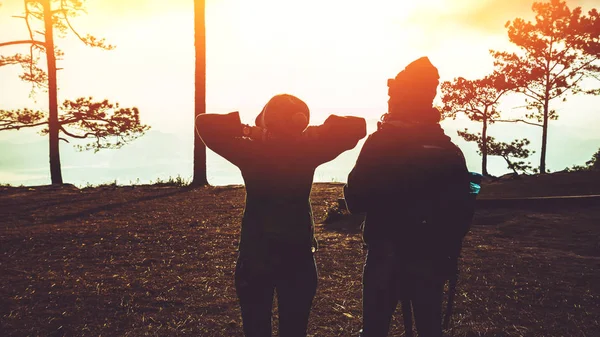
255 94 310 136
387 56 441 124
388 56 440 94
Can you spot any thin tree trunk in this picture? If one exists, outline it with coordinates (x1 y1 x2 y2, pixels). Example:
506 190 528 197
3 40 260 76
192 0 208 186
42 0 63 184
504 156 519 175
481 111 489 176
540 54 552 175
540 101 549 174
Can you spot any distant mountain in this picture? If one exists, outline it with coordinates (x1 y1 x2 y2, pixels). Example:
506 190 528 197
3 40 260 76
0 138 48 170
0 130 195 186
1 120 598 186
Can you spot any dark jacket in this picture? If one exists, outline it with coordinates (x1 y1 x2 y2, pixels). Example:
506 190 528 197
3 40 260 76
344 120 471 257
198 112 367 259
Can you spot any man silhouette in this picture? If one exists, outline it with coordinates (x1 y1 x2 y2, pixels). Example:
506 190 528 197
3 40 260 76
344 57 472 337
197 94 366 337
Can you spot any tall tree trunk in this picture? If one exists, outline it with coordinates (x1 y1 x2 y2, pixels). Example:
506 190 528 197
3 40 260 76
192 0 208 186
540 101 549 174
539 57 552 175
481 112 489 176
42 0 63 184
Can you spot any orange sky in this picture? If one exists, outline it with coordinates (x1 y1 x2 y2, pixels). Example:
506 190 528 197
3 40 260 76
0 0 598 134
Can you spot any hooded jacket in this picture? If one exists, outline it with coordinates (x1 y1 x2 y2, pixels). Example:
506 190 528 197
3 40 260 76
198 111 367 260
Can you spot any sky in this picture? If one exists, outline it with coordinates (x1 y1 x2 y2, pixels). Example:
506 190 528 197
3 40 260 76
0 0 599 184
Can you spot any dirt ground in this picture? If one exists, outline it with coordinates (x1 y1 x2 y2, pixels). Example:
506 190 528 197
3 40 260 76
0 182 599 336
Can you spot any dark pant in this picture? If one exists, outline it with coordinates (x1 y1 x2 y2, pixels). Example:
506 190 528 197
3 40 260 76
360 246 445 337
235 253 318 337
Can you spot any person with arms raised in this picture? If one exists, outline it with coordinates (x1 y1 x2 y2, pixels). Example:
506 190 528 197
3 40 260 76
197 94 366 337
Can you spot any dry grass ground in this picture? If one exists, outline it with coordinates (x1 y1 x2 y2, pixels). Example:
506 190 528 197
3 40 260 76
1 175 599 336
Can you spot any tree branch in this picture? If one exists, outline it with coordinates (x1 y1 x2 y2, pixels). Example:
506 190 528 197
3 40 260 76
0 40 46 48
61 1 85 42
556 72 586 97
0 121 48 131
521 87 544 103
451 107 482 118
19 1 37 78
495 119 543 127
549 57 599 90
59 125 96 139
491 88 513 105
549 44 573 74
60 0 91 47
25 1 38 77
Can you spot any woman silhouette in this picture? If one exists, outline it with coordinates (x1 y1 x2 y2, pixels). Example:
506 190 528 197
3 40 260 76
197 94 366 337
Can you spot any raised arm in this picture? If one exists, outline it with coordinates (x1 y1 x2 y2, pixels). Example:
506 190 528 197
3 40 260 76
306 115 367 165
196 111 256 167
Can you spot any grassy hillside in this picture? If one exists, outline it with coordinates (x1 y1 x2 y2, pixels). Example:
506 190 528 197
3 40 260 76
479 170 600 199
1 183 599 336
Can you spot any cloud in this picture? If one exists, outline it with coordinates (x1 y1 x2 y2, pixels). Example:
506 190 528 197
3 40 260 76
406 0 596 35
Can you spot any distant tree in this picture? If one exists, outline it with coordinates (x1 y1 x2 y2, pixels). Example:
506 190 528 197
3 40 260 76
588 148 600 170
568 148 600 171
492 0 600 174
459 131 536 175
0 97 149 152
0 0 117 184
440 71 516 176
192 0 209 186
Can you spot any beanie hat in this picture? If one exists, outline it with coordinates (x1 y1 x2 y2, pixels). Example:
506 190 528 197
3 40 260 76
388 56 440 94
255 94 310 135
387 56 441 124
